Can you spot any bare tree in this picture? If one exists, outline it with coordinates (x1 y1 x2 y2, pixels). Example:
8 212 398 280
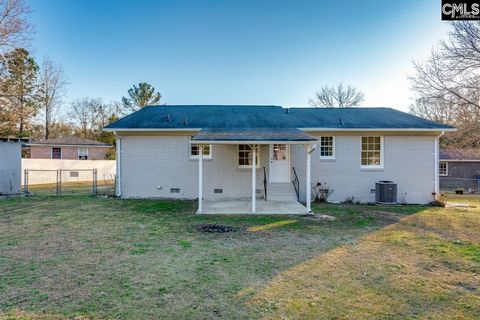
309 82 365 108
69 98 124 141
70 97 102 139
38 58 68 139
0 0 32 51
409 21 480 148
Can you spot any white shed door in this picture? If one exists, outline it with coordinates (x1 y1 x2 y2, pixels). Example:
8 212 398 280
270 144 289 183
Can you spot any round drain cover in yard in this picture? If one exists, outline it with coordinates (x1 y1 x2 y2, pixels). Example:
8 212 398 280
197 224 236 233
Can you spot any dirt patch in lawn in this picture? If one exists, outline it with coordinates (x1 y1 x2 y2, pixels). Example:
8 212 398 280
197 224 237 233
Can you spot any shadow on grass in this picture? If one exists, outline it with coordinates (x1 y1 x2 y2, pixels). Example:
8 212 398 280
248 201 480 319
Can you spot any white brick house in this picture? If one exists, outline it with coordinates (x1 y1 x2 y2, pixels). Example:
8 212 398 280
104 105 455 214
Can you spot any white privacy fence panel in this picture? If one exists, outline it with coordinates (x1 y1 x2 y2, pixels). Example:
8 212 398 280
22 159 115 185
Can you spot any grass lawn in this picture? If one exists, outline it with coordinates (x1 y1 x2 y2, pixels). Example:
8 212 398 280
26 181 115 196
0 195 479 319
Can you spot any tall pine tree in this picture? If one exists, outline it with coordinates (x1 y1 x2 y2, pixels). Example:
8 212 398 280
0 48 39 136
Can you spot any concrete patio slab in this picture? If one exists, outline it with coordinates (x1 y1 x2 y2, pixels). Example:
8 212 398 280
198 198 309 214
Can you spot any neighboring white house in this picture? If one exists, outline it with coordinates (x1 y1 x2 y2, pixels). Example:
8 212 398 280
0 137 27 195
104 105 455 214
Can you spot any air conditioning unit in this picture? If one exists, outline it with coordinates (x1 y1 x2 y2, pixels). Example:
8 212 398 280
375 181 397 203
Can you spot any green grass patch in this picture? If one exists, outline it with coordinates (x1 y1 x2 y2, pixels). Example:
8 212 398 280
0 195 479 319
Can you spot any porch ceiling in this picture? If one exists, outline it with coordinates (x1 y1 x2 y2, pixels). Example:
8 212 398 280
190 128 316 144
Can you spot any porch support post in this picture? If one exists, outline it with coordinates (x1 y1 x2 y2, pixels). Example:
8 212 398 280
304 144 315 213
251 144 256 213
198 145 203 213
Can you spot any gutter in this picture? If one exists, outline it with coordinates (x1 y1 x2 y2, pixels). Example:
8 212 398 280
103 128 202 132
25 144 112 147
190 140 316 145
299 128 457 132
104 127 457 133
115 132 122 197
434 131 445 197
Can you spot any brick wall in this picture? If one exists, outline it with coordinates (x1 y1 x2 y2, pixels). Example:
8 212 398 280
118 134 437 204
291 135 436 204
119 135 268 200
29 146 111 160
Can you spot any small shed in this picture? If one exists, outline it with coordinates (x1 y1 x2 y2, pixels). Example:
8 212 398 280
439 148 480 193
0 136 28 195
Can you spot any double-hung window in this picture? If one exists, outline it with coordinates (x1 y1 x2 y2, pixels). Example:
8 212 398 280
439 161 448 176
319 136 335 159
51 147 61 159
189 139 212 159
238 145 259 168
361 136 383 168
78 148 88 160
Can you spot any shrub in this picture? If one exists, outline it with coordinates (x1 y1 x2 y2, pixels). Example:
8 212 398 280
343 196 355 204
312 182 333 203
431 192 446 207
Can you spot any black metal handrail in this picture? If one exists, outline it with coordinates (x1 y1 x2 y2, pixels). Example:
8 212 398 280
291 167 300 202
263 167 267 201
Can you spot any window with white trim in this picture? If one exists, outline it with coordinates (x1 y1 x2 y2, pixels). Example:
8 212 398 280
361 136 383 167
439 161 448 176
319 136 335 159
238 144 260 168
78 148 88 160
189 139 212 159
52 147 61 159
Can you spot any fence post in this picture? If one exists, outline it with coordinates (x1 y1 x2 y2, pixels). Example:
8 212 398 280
56 169 59 196
92 169 98 195
24 169 28 194
58 169 62 196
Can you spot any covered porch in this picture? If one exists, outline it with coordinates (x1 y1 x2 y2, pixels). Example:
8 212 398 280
192 128 317 214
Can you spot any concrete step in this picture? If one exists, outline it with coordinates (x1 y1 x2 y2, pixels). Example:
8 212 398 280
268 190 296 196
269 187 294 191
267 182 298 202
268 192 297 197
268 195 298 201
269 183 292 187
269 184 294 191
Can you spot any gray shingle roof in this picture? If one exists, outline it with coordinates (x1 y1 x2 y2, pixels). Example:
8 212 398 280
105 105 454 131
191 128 316 142
287 107 454 129
440 149 480 161
27 136 111 147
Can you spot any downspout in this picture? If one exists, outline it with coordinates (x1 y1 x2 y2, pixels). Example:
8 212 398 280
434 131 445 198
115 132 122 197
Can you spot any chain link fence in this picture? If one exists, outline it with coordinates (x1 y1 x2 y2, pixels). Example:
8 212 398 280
23 169 115 196
440 177 480 194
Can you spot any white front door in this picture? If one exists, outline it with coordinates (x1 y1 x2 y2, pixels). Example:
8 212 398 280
270 144 290 183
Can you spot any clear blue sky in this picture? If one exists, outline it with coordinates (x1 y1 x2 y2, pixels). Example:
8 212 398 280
28 0 449 111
